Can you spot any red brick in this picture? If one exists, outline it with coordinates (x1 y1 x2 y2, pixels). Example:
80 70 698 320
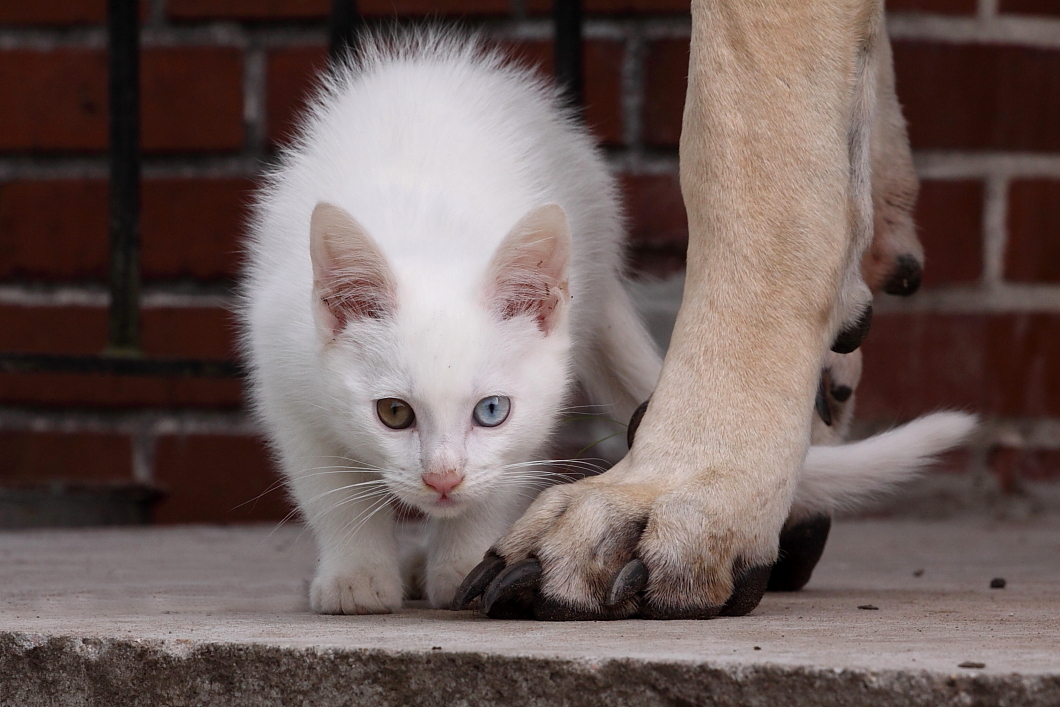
0 178 252 281
168 0 329 20
887 0 976 13
141 48 245 153
267 41 625 146
858 313 1060 419
0 306 107 356
0 305 238 360
1006 179 1060 284
170 0 506 20
526 0 690 14
153 434 291 523
894 42 1060 151
0 180 109 280
0 0 106 24
266 46 329 147
989 447 1060 485
999 0 1060 16
142 308 239 360
641 39 687 148
142 178 254 280
916 180 983 287
0 48 243 153
0 430 132 484
621 172 686 247
620 173 688 277
0 373 244 408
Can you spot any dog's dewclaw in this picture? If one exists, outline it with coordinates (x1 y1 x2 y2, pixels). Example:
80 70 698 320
767 514 832 592
482 558 541 619
883 254 923 297
605 558 649 608
627 399 650 449
815 377 833 426
831 305 873 354
451 552 506 610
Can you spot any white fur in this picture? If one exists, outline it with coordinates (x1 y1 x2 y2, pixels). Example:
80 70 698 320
241 31 659 613
793 411 979 521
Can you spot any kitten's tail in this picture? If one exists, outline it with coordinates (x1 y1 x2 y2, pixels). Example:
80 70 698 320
793 411 978 519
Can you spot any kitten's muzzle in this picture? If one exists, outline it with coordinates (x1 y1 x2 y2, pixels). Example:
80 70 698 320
422 470 464 497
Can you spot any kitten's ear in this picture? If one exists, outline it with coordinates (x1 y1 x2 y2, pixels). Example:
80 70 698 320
486 204 572 334
310 202 396 336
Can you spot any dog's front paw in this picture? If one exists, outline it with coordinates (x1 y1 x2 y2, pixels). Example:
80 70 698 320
456 464 781 621
310 563 403 614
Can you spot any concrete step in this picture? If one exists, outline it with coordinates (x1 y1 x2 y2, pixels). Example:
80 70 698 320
1 518 1058 706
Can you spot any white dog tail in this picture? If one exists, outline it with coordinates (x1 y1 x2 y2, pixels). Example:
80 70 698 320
794 412 978 517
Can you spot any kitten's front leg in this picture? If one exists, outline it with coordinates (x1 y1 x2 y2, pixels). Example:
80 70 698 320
425 489 533 609
284 443 403 614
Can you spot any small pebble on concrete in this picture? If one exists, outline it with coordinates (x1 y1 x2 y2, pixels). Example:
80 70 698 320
913 568 924 577
990 577 1006 589
858 604 879 610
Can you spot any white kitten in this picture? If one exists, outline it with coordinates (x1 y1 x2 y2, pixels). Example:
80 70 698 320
241 32 659 613
241 31 975 615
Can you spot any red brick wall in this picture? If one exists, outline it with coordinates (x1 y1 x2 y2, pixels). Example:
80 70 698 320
2 0 1058 522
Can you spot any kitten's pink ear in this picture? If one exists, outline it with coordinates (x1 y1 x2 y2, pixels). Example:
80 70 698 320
310 202 396 336
486 204 572 334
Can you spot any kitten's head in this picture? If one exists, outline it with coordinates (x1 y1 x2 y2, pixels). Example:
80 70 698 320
310 201 573 517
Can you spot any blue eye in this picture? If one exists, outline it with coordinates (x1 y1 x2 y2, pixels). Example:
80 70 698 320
473 396 511 427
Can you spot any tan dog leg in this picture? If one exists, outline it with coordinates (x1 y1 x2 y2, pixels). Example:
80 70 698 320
469 0 885 619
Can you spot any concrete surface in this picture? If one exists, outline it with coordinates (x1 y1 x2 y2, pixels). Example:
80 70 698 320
1 519 1058 706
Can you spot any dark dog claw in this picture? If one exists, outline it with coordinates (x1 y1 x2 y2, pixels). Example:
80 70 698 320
627 399 650 449
719 564 772 616
605 558 649 608
451 552 506 610
482 559 542 619
831 305 872 354
767 514 832 592
815 377 833 426
883 254 922 297
830 384 852 402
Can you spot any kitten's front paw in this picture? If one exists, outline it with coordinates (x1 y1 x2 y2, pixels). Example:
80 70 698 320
310 565 403 615
426 559 481 609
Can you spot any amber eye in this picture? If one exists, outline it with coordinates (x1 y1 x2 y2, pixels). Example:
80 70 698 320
377 398 415 429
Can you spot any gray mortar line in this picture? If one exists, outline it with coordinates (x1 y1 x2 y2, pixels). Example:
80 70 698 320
982 174 1009 287
888 13 1060 49
0 408 258 436
243 43 268 159
0 285 235 309
639 17 692 40
131 431 157 484
914 152 1060 180
978 0 1000 20
620 27 646 152
0 156 266 181
873 284 1060 313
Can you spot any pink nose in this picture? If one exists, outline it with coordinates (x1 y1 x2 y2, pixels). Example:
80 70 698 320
422 471 464 496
